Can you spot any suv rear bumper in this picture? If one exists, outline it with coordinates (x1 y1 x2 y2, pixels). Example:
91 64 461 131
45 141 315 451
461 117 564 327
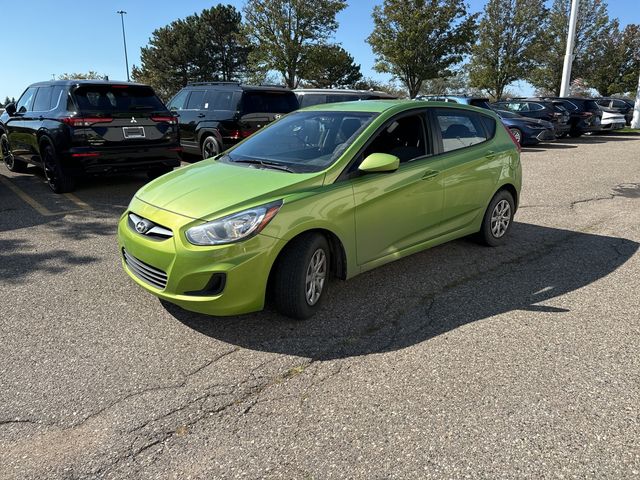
65 145 181 174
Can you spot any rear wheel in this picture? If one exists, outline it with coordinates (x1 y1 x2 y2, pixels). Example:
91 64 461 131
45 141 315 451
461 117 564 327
569 130 583 138
41 140 75 193
201 135 220 160
272 233 330 320
477 190 515 247
1 134 29 173
508 128 522 144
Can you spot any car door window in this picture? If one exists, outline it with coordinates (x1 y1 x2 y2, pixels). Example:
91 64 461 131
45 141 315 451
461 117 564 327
33 87 53 112
435 109 488 152
186 90 206 110
16 87 37 113
612 100 626 109
362 115 427 163
204 90 235 110
168 90 189 111
50 86 65 110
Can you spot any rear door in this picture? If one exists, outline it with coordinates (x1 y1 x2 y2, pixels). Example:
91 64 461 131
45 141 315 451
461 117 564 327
71 84 177 148
432 108 503 233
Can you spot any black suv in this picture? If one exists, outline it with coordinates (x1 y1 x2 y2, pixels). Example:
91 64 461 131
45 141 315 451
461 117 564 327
595 97 634 125
492 99 571 137
295 88 397 108
167 82 298 160
528 97 602 137
0 81 180 193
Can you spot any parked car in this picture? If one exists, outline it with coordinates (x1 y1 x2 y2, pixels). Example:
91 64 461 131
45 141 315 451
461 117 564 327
0 80 181 193
167 82 299 160
416 95 492 109
529 97 602 137
492 99 571 137
295 88 397 108
599 108 627 132
494 110 556 146
595 97 634 125
118 100 521 320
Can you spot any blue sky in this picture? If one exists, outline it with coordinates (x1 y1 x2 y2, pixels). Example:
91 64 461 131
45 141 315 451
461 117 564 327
1 0 639 100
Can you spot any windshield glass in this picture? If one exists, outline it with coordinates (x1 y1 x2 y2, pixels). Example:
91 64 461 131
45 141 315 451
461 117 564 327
222 110 377 173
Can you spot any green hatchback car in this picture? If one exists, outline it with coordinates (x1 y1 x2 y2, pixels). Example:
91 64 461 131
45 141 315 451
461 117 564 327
118 100 522 319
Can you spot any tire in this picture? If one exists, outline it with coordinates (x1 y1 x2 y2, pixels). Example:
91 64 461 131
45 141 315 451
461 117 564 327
477 190 515 247
41 140 75 193
1 133 29 173
508 128 522 145
556 132 568 139
569 130 583 138
272 233 330 320
147 166 173 180
201 135 220 160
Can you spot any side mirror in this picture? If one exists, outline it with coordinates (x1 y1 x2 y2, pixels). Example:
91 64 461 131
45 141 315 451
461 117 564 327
4 103 16 116
358 153 400 174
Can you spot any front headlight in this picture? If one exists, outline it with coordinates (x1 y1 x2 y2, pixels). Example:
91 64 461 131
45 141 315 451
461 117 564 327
186 200 283 246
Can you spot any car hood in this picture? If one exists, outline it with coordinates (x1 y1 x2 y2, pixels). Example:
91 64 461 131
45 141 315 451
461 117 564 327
135 160 324 220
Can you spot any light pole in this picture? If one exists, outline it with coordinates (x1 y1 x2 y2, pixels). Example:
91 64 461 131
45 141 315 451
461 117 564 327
117 10 130 82
559 0 579 97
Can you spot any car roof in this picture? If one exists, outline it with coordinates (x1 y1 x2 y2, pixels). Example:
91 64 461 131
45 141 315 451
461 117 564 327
300 99 495 115
295 88 396 97
184 82 293 92
28 80 150 88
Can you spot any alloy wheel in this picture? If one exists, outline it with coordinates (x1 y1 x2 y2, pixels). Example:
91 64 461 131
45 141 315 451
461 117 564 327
490 199 511 238
305 248 327 306
509 128 522 144
202 138 219 159
1 136 14 169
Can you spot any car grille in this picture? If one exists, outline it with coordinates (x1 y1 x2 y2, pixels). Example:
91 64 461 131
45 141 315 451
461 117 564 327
122 248 168 290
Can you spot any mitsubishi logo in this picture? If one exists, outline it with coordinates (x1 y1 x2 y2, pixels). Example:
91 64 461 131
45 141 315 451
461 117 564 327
131 117 137 123
135 220 150 234
274 114 282 120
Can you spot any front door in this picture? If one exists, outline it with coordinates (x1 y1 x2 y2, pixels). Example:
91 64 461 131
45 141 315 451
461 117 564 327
7 87 38 163
351 113 444 266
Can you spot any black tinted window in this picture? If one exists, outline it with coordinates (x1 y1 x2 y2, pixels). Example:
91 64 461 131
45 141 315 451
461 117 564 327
33 87 53 111
73 85 166 113
299 94 327 108
480 115 497 138
363 115 427 163
469 99 491 109
241 92 298 114
435 109 488 152
168 90 189 110
16 87 37 113
186 90 206 109
204 89 236 110
50 86 65 110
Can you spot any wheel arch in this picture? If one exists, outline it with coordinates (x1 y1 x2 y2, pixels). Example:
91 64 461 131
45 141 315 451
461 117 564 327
497 182 519 212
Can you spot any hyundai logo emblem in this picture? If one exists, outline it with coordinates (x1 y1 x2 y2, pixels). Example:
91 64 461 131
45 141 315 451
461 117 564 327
135 220 149 234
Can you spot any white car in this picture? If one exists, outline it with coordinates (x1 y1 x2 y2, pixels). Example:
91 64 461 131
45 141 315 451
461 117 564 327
599 108 627 131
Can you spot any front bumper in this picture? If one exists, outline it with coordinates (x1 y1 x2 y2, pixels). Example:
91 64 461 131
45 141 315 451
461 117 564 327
117 199 284 316
599 120 626 131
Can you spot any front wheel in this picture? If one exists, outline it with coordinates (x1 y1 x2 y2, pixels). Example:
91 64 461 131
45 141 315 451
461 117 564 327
272 233 330 320
1 134 29 173
41 141 75 193
477 190 515 247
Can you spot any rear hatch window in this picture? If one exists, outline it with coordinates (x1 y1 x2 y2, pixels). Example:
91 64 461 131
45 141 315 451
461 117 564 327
72 85 167 115
241 91 298 114
469 99 491 110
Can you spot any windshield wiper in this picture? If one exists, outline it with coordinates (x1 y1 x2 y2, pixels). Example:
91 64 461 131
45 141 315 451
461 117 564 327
230 158 295 173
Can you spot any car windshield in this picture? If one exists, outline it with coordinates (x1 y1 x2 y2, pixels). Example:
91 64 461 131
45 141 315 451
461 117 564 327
221 110 377 173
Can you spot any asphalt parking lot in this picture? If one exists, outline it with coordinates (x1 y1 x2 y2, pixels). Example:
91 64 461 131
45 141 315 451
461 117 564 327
1 133 639 479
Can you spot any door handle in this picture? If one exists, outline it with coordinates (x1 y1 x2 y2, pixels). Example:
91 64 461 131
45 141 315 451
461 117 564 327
197 113 206 118
486 150 497 159
422 170 440 180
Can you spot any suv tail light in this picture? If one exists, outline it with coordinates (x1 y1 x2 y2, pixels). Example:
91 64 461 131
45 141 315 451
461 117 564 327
151 115 177 125
579 111 593 118
61 117 113 127
227 129 253 140
503 124 522 153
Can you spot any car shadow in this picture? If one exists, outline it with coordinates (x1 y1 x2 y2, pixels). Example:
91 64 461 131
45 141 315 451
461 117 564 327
522 143 578 152
165 222 638 360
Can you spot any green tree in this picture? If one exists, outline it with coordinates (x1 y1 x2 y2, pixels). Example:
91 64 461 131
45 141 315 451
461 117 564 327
57 71 107 80
133 5 250 99
300 44 362 88
367 0 477 99
419 71 471 96
243 0 347 88
468 0 547 100
527 0 610 96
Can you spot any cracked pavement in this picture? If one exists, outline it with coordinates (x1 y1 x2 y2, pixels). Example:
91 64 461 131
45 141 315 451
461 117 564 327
1 133 639 479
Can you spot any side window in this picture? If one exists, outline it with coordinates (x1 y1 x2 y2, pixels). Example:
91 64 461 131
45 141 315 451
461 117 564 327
612 100 626 109
362 115 427 163
33 87 54 112
16 87 37 113
528 103 544 111
186 90 206 110
204 90 235 110
168 90 189 111
300 95 327 108
435 109 488 153
50 86 65 110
